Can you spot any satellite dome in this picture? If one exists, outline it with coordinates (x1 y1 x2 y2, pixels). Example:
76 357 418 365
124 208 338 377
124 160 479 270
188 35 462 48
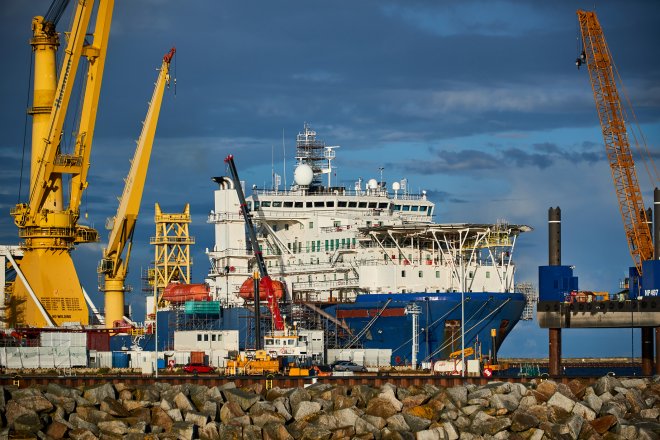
367 179 378 189
294 164 314 186
392 182 400 191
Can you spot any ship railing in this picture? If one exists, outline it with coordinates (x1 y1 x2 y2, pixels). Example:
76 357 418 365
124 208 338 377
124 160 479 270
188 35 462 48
207 212 244 223
252 187 429 200
293 278 360 291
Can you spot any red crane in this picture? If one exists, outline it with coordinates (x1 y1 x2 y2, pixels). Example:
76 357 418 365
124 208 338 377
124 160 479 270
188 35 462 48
224 155 285 331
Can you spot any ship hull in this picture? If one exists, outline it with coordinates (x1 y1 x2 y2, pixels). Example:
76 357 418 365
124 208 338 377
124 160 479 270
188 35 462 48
326 291 526 364
155 291 526 365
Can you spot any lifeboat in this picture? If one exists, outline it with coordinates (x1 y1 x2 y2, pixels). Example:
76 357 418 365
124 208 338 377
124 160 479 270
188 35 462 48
239 277 285 301
162 283 211 303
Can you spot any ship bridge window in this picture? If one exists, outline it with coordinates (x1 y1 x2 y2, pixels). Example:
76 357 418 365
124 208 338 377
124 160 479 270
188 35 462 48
273 201 282 207
401 270 406 277
378 203 388 209
295 201 303 208
265 338 274 345
420 206 428 212
358 202 367 208
254 201 260 210
247 201 252 210
411 206 419 212
284 201 293 208
285 224 289 231
327 201 334 207
338 201 347 207
368 202 377 209
418 271 423 278
309 222 313 229
197 334 202 342
204 334 209 341
348 201 357 208
212 334 216 341
393 204 401 211
314 201 324 207
333 221 340 227
402 205 410 211
261 201 271 207
288 339 294 345
306 202 313 208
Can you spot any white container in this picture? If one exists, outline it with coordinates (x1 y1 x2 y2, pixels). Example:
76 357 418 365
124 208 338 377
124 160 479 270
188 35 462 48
174 330 239 352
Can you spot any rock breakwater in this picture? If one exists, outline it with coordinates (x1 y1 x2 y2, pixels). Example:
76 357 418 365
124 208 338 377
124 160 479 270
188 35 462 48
1 375 660 439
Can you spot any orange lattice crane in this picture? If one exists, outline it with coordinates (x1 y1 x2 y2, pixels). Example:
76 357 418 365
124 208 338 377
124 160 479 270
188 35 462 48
576 10 654 274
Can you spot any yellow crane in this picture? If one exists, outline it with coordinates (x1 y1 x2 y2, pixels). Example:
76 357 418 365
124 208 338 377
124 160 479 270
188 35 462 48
99 48 176 328
9 1 115 327
576 10 656 274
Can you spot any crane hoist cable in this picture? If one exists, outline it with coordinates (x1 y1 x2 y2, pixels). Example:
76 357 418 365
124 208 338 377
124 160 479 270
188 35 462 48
18 54 34 204
44 0 71 26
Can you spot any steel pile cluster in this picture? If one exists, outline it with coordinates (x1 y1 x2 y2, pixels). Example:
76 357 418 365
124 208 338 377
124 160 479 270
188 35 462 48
1 375 660 439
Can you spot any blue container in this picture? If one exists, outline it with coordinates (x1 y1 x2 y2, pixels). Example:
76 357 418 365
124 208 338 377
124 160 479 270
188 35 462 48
112 352 129 368
538 265 578 301
641 260 660 298
157 358 166 370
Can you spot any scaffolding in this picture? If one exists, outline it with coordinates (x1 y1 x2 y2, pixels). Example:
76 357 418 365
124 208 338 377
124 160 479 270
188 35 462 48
295 123 335 189
517 282 538 321
150 203 195 309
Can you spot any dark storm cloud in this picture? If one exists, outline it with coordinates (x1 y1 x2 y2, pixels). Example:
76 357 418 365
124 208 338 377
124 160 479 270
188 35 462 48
400 141 603 175
425 189 468 204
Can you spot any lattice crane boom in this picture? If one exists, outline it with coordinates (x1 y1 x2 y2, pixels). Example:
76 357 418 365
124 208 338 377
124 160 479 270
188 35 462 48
577 9 654 274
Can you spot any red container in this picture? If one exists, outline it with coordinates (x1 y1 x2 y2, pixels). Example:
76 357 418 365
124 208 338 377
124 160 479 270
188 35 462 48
190 351 205 365
87 330 110 351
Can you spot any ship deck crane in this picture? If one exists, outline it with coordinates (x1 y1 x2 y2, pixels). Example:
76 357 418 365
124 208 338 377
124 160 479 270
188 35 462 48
99 48 175 328
9 0 115 327
223 155 285 332
577 10 655 274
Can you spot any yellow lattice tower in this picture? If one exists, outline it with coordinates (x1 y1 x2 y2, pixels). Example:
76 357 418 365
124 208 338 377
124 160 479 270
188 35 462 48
151 203 195 309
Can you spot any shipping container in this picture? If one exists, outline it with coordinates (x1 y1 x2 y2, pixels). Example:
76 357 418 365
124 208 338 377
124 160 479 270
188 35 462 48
112 352 129 368
96 351 113 368
190 351 205 365
184 300 220 314
87 331 110 351
40 332 87 348
174 330 239 352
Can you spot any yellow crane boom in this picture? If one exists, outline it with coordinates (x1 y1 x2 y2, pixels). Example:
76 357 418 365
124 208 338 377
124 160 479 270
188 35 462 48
577 10 654 274
100 48 176 328
9 1 115 327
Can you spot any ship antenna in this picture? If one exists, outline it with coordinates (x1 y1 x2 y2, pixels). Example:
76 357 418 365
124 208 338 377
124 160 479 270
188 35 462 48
271 144 274 191
282 128 287 190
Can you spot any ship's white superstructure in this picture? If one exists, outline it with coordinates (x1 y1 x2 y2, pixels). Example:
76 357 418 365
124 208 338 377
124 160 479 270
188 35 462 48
206 124 530 308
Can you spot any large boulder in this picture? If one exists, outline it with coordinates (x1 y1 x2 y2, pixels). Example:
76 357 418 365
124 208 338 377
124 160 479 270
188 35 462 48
293 400 321 421
366 397 399 419
82 383 115 405
223 388 261 411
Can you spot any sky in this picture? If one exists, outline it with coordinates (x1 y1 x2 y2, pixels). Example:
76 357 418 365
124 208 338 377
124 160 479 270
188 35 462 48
1 1 659 358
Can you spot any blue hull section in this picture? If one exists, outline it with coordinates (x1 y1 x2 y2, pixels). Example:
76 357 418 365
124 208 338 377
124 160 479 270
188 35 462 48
135 292 524 365
326 291 526 364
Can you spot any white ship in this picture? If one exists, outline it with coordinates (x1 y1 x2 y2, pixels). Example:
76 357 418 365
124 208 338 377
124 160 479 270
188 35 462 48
205 123 532 361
